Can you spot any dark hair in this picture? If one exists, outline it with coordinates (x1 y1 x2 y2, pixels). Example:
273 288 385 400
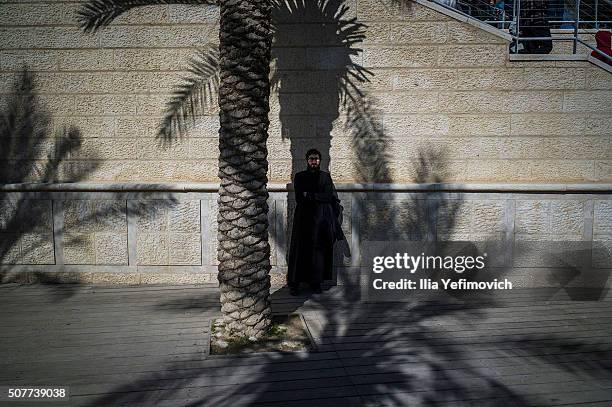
305 148 321 160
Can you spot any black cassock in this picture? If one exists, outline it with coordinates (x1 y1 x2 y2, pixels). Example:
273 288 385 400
287 169 345 286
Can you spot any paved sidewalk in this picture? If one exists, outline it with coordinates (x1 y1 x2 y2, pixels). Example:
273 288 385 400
1 283 611 406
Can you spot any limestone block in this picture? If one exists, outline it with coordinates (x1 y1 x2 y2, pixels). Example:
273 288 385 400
136 139 190 160
364 22 447 44
437 200 471 237
594 200 612 235
34 72 110 95
0 50 59 72
38 95 75 116
24 200 53 233
439 91 505 113
360 200 426 241
63 233 96 264
0 233 20 264
273 23 337 47
444 137 502 159
454 68 521 90
362 46 437 68
94 200 127 233
98 26 217 48
463 160 530 182
440 91 563 114
189 138 219 159
448 114 510 136
471 201 505 235
95 233 128 265
57 49 115 71
329 137 354 159
112 72 167 94
592 239 612 269
136 201 168 232
563 91 612 113
385 115 450 137
0 27 99 49
510 114 585 136
304 48 362 71
166 160 218 182
516 200 550 235
168 233 201 265
269 115 314 139
73 95 138 116
115 117 159 138
438 45 506 67
584 116 612 136
137 232 169 265
64 200 97 233
507 91 565 113
168 201 200 233
550 201 584 236
140 273 210 285
272 47 306 70
529 160 595 182
357 69 395 92
393 69 456 90
64 117 116 139
446 21 507 44
269 159 294 182
595 161 611 182
111 4 170 25
114 49 198 71
585 67 612 90
376 92 438 113
273 93 339 115
520 68 586 90
91 273 140 285
356 0 448 21
550 137 609 160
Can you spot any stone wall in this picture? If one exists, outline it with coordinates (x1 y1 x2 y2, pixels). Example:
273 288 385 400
0 187 610 288
0 0 610 185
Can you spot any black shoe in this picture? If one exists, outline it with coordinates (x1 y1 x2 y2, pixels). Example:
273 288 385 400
310 283 322 294
289 286 299 296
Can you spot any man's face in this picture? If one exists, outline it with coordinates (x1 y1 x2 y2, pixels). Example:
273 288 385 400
307 154 321 170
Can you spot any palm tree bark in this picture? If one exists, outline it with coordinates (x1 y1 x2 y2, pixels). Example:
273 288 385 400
217 0 273 337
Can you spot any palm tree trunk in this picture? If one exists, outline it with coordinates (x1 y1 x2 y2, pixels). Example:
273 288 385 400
217 0 273 337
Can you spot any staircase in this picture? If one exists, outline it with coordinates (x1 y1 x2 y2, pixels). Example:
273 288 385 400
430 0 612 65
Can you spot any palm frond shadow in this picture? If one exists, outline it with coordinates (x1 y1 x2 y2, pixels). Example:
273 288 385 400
77 0 217 33
0 70 179 300
0 69 99 294
157 45 220 146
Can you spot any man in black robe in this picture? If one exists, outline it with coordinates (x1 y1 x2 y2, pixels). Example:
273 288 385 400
287 149 345 296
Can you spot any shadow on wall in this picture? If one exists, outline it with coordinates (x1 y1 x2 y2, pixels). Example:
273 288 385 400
0 70 179 299
74 144 612 407
0 69 99 291
76 139 612 406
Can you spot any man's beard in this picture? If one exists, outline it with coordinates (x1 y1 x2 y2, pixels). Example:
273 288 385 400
307 163 320 171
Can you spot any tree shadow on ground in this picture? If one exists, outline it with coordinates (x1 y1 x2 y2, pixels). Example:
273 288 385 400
75 142 572 407
72 1 612 404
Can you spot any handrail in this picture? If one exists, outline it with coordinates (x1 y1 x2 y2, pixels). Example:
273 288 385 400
430 0 612 62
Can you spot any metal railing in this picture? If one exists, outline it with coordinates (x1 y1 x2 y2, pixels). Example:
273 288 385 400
432 0 612 61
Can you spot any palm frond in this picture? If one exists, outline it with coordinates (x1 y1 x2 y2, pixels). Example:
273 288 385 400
77 0 217 33
157 45 220 145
